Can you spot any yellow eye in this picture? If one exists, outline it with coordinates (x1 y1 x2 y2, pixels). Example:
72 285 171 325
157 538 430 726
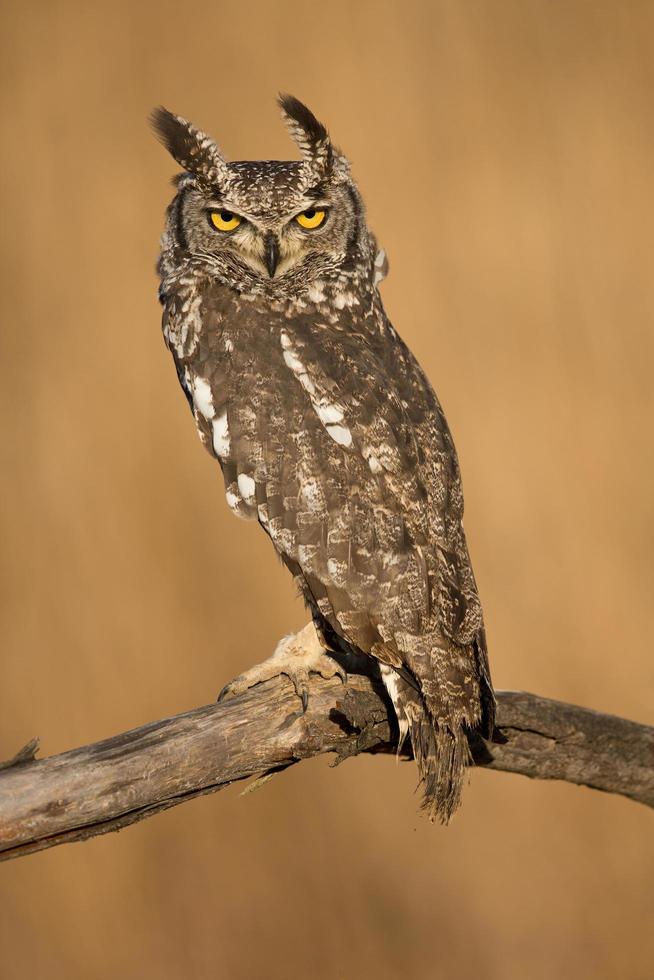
295 208 326 230
209 209 242 232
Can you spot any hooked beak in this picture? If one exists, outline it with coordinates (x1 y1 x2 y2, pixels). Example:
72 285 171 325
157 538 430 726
264 233 280 278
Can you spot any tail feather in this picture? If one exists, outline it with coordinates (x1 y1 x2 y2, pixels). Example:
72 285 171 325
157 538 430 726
380 664 473 822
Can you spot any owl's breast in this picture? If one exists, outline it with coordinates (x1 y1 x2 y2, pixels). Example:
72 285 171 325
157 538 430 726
169 287 324 521
168 282 458 550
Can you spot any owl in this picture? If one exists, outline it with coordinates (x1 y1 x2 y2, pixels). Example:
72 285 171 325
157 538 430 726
152 95 495 821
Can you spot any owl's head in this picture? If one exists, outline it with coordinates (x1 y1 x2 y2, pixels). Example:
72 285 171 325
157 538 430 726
153 96 380 298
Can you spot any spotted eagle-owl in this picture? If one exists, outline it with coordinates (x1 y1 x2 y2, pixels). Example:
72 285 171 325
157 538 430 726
152 96 495 820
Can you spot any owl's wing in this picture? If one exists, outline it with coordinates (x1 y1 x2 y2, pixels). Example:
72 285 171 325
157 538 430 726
261 319 432 666
265 316 495 753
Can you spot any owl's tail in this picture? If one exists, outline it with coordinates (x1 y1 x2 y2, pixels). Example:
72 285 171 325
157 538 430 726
379 664 474 822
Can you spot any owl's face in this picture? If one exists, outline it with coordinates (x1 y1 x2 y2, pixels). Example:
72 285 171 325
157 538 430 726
176 162 359 283
153 96 374 299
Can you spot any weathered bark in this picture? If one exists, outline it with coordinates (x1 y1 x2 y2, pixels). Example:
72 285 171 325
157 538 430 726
0 674 651 863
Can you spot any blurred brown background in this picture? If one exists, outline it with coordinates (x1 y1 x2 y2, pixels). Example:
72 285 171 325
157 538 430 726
1 1 653 977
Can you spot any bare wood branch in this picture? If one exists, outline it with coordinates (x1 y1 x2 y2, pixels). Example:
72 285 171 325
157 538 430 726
0 674 651 863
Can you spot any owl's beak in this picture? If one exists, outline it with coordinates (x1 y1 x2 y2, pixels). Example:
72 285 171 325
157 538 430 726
264 233 280 278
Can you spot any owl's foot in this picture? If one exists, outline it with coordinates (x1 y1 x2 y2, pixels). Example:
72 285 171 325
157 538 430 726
217 622 346 711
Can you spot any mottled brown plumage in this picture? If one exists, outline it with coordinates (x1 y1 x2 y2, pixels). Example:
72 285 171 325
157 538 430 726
153 96 495 820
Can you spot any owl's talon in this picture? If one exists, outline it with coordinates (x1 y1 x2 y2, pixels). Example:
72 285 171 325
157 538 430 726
216 622 346 710
217 682 235 703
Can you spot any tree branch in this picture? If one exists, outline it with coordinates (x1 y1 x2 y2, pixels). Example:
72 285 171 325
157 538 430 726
0 673 652 863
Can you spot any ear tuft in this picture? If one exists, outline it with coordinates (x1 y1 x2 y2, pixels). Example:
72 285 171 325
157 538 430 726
278 94 328 148
278 94 333 183
150 106 229 187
